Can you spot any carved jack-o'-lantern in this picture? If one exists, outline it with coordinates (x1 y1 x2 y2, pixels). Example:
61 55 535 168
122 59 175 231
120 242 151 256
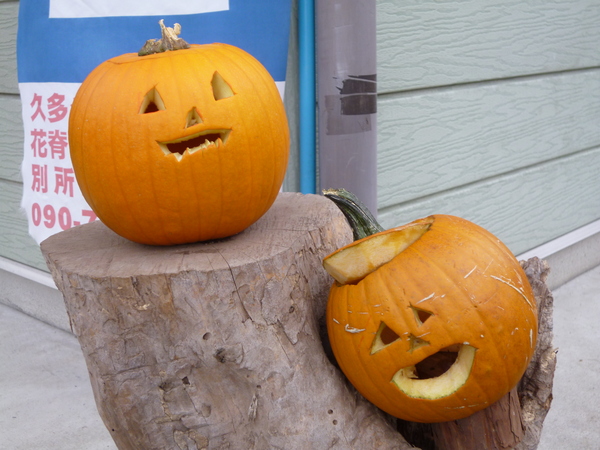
323 190 537 423
69 21 289 245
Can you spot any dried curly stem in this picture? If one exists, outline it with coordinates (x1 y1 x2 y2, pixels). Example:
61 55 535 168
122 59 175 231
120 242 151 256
138 19 190 56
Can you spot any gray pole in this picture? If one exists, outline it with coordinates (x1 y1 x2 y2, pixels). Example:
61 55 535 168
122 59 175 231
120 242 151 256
316 0 378 215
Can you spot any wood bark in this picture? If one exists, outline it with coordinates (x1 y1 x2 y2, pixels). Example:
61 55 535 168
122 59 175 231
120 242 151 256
515 258 556 450
41 193 555 449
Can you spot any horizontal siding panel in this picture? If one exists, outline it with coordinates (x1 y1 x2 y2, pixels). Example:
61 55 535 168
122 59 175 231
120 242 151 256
0 179 48 271
377 69 600 209
0 1 18 94
377 0 600 93
0 94 24 182
378 145 600 256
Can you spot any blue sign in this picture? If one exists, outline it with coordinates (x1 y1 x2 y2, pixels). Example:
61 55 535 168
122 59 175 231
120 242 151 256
18 0 291 84
17 0 292 244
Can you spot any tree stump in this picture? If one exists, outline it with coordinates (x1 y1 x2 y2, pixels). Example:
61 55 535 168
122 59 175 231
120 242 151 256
41 193 555 449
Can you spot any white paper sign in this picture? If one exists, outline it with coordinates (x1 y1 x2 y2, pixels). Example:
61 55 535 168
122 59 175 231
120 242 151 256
19 83 95 244
49 0 229 18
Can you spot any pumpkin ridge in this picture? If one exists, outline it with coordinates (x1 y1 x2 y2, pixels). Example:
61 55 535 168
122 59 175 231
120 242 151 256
69 62 110 212
467 293 513 394
236 47 288 212
202 46 256 229
420 225 530 397
394 229 515 409
464 244 522 391
214 44 288 215
360 270 421 410
454 226 534 391
78 61 158 243
119 61 168 244
335 282 401 412
197 45 231 236
222 48 263 214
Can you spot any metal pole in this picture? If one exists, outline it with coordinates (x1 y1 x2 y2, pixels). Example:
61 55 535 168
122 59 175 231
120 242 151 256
316 0 378 213
298 0 317 194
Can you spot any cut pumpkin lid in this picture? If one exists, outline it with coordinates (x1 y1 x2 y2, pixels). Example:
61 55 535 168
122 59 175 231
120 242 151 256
323 217 434 285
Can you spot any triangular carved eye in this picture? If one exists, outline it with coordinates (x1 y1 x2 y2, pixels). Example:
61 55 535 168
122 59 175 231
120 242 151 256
139 87 166 114
411 306 434 326
371 322 401 354
211 71 234 100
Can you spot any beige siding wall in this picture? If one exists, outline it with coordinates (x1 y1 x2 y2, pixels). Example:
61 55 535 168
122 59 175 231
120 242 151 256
1 0 600 274
376 0 600 255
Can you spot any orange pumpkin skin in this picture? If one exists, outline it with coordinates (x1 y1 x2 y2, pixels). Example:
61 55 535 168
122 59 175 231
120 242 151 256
326 215 537 423
69 43 289 245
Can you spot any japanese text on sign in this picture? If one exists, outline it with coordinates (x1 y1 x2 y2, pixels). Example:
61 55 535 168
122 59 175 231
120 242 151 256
19 83 97 244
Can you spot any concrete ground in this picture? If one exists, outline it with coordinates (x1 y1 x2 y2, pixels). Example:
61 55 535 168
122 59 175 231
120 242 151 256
1 265 599 449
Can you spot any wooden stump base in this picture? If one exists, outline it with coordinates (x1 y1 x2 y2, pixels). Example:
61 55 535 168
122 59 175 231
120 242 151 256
41 193 555 449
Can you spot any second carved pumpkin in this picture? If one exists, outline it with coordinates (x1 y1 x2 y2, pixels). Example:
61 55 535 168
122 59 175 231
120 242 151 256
323 190 538 423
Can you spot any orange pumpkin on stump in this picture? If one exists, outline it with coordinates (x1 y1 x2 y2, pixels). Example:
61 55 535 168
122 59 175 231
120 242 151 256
323 189 537 423
69 21 289 245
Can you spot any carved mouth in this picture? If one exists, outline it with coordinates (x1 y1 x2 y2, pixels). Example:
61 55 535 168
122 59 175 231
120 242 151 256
158 129 231 161
391 344 476 399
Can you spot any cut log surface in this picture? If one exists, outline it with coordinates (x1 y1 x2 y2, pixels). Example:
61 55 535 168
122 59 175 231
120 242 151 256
41 193 409 449
41 193 555 450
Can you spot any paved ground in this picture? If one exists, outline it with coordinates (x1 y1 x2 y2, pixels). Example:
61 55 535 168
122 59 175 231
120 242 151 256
538 264 600 449
0 304 116 450
1 264 599 449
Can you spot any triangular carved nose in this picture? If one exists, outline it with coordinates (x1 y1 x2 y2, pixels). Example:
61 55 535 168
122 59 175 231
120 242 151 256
185 107 203 128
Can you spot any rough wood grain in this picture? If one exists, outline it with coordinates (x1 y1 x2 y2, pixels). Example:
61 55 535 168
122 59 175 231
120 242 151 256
427 388 525 450
41 193 411 450
516 258 556 450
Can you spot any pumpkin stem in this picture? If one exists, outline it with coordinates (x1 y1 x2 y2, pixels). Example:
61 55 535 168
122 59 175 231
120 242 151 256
138 19 190 56
323 188 385 241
